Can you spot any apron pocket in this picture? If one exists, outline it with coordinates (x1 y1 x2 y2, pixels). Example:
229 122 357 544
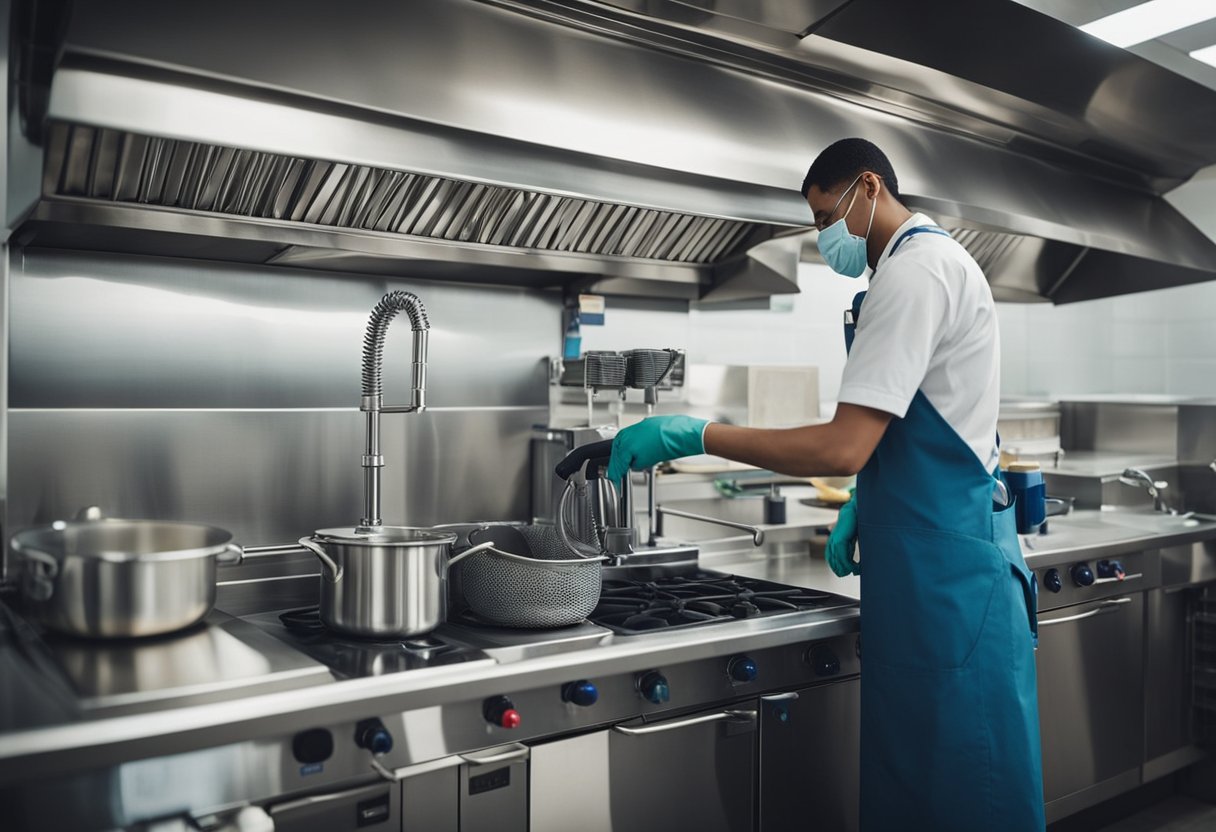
992 502 1038 646
858 522 1004 672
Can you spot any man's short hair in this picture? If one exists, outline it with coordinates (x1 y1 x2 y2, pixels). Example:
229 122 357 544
801 138 902 202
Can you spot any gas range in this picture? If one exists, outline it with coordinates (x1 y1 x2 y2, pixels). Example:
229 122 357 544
238 568 857 676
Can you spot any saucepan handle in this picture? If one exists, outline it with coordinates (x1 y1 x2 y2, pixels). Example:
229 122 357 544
444 541 496 569
297 537 343 583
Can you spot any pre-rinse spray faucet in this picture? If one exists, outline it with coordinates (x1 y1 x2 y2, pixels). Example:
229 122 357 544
1119 467 1170 514
359 291 430 529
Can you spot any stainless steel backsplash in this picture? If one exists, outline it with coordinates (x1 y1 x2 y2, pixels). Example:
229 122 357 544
7 248 556 576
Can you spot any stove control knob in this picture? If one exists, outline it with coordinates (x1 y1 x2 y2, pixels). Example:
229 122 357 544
637 671 670 705
808 646 841 677
1097 560 1126 580
1043 569 1063 593
292 728 334 764
562 680 599 707
355 719 393 756
728 656 758 683
1071 563 1095 587
483 696 522 729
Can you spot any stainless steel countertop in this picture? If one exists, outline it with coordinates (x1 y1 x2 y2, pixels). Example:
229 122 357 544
706 507 1216 590
1 506 1213 784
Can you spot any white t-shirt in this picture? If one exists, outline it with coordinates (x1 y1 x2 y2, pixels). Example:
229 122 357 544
837 212 1001 472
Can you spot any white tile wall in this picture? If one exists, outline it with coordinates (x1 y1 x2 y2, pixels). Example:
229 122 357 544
999 279 1216 398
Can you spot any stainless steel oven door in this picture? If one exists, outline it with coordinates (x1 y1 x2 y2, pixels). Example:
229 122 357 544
759 680 860 832
1036 593 1145 823
530 703 759 832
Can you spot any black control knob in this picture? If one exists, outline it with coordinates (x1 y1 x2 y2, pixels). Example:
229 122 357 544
808 646 841 677
1071 563 1095 587
355 719 393 756
1043 569 1062 593
292 728 334 764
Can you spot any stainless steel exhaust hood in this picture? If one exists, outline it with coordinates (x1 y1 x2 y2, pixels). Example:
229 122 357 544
11 0 1216 303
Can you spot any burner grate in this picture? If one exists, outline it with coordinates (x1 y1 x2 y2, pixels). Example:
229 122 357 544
589 572 851 634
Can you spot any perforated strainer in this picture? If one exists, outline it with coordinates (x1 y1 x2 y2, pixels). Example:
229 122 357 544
448 524 605 629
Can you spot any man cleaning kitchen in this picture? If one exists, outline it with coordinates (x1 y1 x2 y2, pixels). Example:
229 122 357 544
606 138 1046 831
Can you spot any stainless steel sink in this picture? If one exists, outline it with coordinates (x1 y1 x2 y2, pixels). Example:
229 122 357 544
1096 511 1216 533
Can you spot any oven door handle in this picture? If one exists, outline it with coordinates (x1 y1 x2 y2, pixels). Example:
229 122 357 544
459 743 531 766
613 709 757 736
1038 597 1132 627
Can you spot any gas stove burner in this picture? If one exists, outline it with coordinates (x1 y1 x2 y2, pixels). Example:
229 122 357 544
277 608 450 652
250 608 491 678
589 571 853 635
279 606 327 635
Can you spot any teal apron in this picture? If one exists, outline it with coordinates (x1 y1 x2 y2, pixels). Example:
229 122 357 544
846 226 1045 831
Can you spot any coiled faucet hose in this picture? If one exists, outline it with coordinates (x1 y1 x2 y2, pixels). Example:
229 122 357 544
362 290 430 398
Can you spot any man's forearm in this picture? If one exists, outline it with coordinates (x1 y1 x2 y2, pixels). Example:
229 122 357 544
702 423 851 477
702 404 893 477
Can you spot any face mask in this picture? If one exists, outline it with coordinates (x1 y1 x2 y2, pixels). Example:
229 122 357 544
817 173 877 278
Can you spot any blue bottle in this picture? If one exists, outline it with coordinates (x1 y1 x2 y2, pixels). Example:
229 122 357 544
1005 461 1046 534
562 313 582 360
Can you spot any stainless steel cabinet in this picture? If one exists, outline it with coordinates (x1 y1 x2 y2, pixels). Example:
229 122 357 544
1037 592 1145 823
530 703 759 832
1144 587 1202 781
395 745 529 832
759 681 860 832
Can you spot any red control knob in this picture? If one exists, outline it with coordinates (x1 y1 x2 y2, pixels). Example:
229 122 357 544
483 695 521 729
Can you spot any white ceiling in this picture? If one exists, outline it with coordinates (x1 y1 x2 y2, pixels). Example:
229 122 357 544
1013 0 1216 91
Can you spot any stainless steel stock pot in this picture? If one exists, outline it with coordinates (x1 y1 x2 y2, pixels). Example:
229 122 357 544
299 526 487 638
10 511 241 638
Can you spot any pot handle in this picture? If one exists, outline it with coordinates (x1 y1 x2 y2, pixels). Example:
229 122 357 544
12 546 59 602
444 540 496 569
217 543 244 565
297 537 344 583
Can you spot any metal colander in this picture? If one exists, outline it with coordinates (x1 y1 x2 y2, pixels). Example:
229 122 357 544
451 525 605 628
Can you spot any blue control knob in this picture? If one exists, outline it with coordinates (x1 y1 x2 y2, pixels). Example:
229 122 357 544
728 656 758 683
637 671 670 704
1043 568 1062 593
1071 563 1095 587
1097 560 1126 580
562 680 599 707
355 719 393 756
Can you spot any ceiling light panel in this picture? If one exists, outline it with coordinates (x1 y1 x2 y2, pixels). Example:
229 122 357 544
1080 0 1216 48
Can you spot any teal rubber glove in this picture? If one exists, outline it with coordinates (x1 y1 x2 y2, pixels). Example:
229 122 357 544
607 415 710 485
825 492 859 577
